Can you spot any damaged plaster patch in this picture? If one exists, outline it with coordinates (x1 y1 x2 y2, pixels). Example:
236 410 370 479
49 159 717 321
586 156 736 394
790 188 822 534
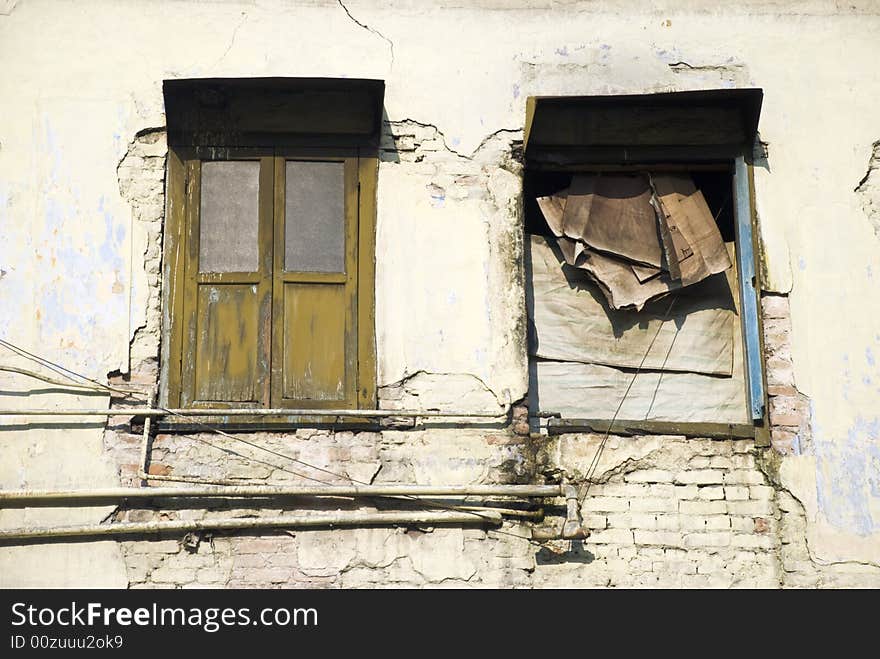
379 370 506 412
855 140 880 239
376 119 527 407
116 128 167 374
383 118 521 163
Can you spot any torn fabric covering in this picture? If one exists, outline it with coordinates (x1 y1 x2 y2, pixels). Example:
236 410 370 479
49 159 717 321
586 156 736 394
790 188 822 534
536 172 731 310
530 242 748 423
528 234 735 376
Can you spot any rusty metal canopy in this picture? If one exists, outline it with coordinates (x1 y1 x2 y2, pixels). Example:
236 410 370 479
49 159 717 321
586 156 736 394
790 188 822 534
524 88 763 162
163 77 385 148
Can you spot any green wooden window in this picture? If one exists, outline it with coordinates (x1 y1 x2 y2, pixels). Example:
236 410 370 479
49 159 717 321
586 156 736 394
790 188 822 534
162 147 377 414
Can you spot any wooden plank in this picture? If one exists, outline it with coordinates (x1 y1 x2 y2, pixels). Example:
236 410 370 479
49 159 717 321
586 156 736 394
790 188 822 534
282 283 347 401
546 418 756 439
179 159 201 408
734 155 765 421
160 147 187 408
271 155 286 407
181 152 272 408
193 284 262 404
256 155 275 407
357 152 378 409
271 152 359 408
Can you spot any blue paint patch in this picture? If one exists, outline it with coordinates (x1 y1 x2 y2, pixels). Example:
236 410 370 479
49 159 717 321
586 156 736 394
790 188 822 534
815 414 880 536
450 136 461 147
427 184 446 209
798 256 807 271
512 83 520 99
555 46 569 56
867 347 876 367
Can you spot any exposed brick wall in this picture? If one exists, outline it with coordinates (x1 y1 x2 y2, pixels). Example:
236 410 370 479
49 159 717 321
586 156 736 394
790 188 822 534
761 293 812 455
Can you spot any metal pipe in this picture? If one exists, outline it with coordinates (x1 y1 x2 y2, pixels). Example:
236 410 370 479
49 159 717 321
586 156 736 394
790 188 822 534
0 510 503 541
0 407 505 418
0 484 564 504
138 388 156 485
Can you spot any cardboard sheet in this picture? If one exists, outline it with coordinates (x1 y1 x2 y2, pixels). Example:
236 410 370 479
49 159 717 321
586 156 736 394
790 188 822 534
529 235 735 376
652 174 732 286
562 174 663 268
532 360 749 424
530 242 747 423
536 172 732 310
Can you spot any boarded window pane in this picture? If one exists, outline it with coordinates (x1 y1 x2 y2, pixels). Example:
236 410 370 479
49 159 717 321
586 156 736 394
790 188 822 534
285 160 345 272
199 161 260 273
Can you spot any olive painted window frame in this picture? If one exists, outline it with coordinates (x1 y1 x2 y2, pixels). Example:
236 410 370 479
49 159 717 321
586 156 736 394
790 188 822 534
159 144 378 427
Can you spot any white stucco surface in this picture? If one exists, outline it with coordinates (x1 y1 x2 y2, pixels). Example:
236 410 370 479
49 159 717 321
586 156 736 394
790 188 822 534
1 0 878 583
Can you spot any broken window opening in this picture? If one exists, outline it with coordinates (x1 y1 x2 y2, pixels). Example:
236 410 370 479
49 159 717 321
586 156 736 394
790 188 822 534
526 165 751 428
521 89 766 436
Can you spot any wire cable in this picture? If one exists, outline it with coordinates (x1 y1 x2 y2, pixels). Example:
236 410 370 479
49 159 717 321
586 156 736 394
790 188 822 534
0 338 522 534
577 295 678 505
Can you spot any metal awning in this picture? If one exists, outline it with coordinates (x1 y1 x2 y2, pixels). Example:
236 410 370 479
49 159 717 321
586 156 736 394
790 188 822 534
163 77 386 148
524 88 763 163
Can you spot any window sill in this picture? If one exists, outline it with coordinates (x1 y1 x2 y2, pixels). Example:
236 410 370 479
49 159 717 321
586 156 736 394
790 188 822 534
543 418 759 440
155 414 383 433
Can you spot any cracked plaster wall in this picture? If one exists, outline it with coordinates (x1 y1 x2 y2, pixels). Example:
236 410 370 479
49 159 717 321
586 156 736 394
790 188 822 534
1 0 879 585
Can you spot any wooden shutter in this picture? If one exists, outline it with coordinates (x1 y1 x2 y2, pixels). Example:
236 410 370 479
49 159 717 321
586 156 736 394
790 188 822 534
271 150 359 408
180 154 274 408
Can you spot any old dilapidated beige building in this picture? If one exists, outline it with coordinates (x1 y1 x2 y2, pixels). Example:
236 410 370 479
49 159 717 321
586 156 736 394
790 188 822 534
1 0 879 588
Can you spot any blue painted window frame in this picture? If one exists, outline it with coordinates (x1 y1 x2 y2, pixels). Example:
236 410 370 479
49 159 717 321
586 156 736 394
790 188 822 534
733 155 765 421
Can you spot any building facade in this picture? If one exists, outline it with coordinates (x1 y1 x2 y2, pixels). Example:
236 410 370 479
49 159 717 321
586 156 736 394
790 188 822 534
1 0 879 588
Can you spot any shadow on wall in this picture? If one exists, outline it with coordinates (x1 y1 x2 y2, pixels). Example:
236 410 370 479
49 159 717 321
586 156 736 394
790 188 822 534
535 539 594 565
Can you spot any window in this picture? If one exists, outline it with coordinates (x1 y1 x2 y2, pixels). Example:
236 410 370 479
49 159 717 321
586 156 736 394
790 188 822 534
522 89 767 440
159 79 383 421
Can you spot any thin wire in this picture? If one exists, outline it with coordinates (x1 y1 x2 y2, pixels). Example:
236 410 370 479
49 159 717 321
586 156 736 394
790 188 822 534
0 338 512 529
0 364 119 393
578 295 678 504
0 339 145 398
644 318 682 420
575 173 733 504
0 338 552 546
0 337 361 484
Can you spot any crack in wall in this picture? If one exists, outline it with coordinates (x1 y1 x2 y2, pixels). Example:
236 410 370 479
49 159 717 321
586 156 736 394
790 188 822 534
756 450 880 582
384 119 522 161
380 368 507 409
337 0 394 68
210 11 249 69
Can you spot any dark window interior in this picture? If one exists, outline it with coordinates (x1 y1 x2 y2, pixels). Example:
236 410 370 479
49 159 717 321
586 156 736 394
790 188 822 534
523 168 735 243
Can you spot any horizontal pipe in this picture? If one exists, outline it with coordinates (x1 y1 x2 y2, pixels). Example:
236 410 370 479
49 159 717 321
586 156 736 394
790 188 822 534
0 407 504 418
0 510 503 541
0 484 564 504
